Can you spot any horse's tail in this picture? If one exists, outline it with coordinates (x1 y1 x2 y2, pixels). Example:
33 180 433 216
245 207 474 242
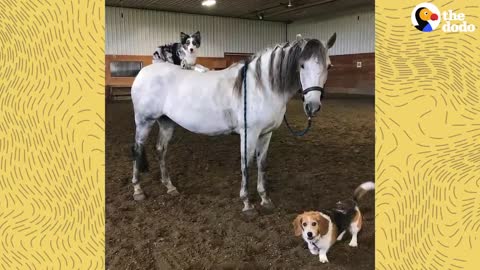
131 143 149 172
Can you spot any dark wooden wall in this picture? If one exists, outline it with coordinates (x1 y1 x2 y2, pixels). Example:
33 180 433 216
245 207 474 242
327 53 374 95
105 55 228 88
105 55 152 88
224 53 252 67
105 53 375 96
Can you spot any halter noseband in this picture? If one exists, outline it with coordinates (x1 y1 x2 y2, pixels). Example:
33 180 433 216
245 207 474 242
302 86 324 96
300 85 325 101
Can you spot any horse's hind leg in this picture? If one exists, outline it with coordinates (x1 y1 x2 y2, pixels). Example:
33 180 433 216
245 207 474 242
156 117 178 195
256 132 274 209
132 118 155 201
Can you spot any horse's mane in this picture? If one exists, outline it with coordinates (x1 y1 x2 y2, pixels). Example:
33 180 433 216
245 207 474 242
233 38 328 96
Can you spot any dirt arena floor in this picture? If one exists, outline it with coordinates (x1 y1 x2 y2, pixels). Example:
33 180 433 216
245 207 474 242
106 97 375 270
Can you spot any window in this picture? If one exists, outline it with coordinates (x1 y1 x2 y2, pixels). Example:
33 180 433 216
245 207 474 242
110 61 143 77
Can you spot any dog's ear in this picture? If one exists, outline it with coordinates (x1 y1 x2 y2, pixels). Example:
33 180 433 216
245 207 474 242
180 32 189 44
293 214 303 236
314 212 330 236
327 32 336 49
192 31 201 46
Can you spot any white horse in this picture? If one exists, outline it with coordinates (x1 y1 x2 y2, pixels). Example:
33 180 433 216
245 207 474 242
130 33 336 213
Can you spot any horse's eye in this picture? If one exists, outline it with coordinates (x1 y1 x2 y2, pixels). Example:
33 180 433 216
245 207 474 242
300 64 304 69
312 222 317 226
302 222 307 227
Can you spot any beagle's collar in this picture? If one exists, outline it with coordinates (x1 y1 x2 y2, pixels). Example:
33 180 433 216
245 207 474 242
308 238 321 249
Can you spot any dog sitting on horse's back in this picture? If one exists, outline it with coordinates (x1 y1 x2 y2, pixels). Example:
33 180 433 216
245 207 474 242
153 31 208 72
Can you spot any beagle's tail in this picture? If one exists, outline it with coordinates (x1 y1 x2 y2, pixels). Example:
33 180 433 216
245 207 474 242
353 181 374 201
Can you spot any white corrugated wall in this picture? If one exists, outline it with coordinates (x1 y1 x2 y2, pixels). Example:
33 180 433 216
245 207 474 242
287 9 374 55
106 6 373 57
106 7 286 57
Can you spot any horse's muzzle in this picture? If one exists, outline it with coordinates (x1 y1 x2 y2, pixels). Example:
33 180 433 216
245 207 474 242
305 102 321 117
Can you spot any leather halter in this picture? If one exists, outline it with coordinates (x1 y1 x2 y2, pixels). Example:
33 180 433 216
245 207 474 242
300 86 325 100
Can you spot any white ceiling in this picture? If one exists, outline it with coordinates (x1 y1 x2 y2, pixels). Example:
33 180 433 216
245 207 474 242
105 0 373 23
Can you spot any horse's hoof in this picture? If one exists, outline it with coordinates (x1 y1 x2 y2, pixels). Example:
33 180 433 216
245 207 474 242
167 188 179 196
261 200 275 210
133 192 146 201
242 208 258 218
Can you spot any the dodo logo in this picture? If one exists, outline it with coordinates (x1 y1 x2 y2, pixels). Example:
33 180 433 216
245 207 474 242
411 3 440 32
411 3 476 33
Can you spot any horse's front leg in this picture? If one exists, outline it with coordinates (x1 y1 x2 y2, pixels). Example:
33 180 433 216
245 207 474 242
256 132 274 209
239 129 259 213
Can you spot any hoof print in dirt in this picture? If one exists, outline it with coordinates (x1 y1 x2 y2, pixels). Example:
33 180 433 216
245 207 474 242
242 208 258 219
167 188 180 196
133 192 146 201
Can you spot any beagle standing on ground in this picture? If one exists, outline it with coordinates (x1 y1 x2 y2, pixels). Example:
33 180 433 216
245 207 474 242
292 181 374 263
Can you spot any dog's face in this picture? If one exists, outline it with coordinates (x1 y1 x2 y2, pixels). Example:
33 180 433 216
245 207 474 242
180 31 201 55
293 211 329 240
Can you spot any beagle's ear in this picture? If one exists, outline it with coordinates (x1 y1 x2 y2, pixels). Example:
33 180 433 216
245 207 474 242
293 214 303 236
314 212 330 236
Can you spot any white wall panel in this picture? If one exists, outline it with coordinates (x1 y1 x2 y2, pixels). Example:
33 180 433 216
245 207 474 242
106 7 286 57
287 9 374 55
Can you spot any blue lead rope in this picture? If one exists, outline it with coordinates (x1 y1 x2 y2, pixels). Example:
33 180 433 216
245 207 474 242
242 63 249 185
283 114 312 137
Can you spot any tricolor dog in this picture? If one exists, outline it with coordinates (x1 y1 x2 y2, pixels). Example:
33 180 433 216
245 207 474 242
293 181 374 263
152 31 208 72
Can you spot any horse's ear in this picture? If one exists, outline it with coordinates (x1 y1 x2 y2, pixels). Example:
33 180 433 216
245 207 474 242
180 32 189 44
296 34 302 41
327 32 336 49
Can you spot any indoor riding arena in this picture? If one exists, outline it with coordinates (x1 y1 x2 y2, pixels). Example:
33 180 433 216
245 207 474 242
105 0 375 269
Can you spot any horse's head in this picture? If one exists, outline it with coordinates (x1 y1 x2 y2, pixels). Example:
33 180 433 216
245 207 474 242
298 33 336 118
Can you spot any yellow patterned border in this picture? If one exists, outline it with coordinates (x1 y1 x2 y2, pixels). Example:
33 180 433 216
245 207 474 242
376 0 480 269
2 0 479 268
0 1 104 269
